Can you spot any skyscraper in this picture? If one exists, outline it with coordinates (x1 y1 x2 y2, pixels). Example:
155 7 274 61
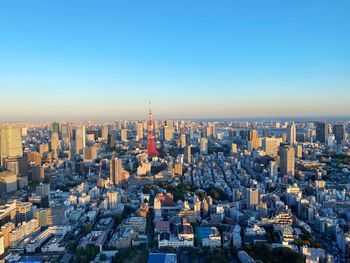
110 157 123 185
83 146 97 162
163 126 174 141
200 137 208 155
108 134 116 148
287 122 296 145
180 134 186 148
248 129 259 150
50 132 59 158
206 123 216 137
247 187 259 210
75 126 86 155
0 126 23 166
51 122 60 134
280 144 295 177
165 120 174 128
61 123 72 144
316 122 328 143
184 145 191 164
262 137 280 157
137 123 143 141
101 125 109 141
333 124 345 144
121 129 128 142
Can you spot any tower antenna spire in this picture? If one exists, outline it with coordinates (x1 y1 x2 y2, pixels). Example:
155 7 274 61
146 102 158 156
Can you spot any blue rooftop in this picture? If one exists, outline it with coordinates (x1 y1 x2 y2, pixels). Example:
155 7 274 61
147 253 177 263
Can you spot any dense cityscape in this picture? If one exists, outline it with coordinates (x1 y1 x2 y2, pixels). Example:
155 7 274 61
1 1 350 262
0 110 349 263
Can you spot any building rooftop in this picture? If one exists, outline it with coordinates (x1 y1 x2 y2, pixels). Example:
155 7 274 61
147 253 177 263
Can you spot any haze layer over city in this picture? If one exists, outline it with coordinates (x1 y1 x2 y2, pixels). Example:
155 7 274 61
0 1 350 263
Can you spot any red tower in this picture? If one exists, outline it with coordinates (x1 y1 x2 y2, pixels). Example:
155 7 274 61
146 107 158 156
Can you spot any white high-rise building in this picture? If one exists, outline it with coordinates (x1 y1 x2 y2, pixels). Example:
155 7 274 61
287 122 296 145
200 138 208 155
75 126 85 155
328 134 335 147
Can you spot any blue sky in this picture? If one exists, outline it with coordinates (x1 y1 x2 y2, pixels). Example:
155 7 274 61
0 0 349 120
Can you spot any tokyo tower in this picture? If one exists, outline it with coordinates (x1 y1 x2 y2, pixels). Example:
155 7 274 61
146 105 158 156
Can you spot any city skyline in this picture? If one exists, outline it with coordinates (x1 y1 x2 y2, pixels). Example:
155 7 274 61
1 1 350 120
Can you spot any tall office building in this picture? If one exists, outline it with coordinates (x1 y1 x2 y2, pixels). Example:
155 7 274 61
101 126 109 141
0 126 23 166
333 124 345 144
61 123 72 144
50 132 59 158
263 128 270 137
121 129 128 142
295 145 303 158
83 146 97 162
247 187 259 210
287 122 296 145
248 129 259 150
280 144 295 177
51 122 60 134
180 134 186 148
262 137 279 157
31 165 45 183
107 190 119 209
108 134 116 148
206 123 216 137
110 158 123 185
164 126 174 141
184 145 191 164
75 126 86 155
316 122 328 143
200 137 208 155
165 120 173 128
136 123 143 141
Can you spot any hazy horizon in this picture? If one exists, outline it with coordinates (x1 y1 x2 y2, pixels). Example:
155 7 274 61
1 113 350 123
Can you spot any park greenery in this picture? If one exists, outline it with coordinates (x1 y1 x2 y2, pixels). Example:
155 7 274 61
244 243 304 263
75 245 100 263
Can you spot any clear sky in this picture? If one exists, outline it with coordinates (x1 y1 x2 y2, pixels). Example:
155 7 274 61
0 0 349 120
